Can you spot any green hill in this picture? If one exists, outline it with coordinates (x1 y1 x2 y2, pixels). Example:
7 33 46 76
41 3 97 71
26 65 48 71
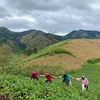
65 29 100 39
1 27 100 55
0 27 100 99
0 27 64 54
23 39 100 74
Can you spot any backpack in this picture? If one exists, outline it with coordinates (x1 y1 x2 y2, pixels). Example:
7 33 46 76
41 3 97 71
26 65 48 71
63 74 70 82
63 74 66 82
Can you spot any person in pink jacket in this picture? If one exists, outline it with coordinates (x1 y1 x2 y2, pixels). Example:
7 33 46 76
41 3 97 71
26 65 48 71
30 72 40 80
76 76 89 91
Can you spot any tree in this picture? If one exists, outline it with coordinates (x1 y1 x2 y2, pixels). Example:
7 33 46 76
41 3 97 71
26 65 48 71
23 48 38 56
33 48 37 54
48 30 56 42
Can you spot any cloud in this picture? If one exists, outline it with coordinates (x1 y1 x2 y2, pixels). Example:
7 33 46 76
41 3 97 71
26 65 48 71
0 6 11 18
4 0 63 11
0 15 38 31
0 0 100 35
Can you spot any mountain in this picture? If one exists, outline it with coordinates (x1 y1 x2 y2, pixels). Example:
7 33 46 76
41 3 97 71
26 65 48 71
65 29 100 39
0 27 64 53
16 30 64 50
1 27 100 54
0 27 26 52
0 27 14 43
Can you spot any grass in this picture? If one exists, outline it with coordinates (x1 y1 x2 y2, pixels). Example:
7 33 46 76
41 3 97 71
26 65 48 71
24 40 75 61
0 62 100 100
23 39 100 72
21 64 67 76
87 58 100 64
0 39 100 99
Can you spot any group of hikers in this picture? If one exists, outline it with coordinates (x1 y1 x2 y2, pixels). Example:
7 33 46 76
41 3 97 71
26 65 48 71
30 72 89 91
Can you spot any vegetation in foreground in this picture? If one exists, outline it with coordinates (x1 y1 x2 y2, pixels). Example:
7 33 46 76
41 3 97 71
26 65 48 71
0 61 100 100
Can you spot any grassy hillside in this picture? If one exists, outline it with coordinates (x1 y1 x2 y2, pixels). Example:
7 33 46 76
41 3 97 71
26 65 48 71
0 44 13 65
24 39 100 72
0 39 100 99
1 39 100 76
0 61 100 100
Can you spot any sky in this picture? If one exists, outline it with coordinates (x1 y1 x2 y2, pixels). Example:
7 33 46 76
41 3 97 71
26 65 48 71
0 0 100 36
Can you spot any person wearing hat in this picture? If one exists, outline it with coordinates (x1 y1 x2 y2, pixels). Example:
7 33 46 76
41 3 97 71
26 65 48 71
76 76 89 91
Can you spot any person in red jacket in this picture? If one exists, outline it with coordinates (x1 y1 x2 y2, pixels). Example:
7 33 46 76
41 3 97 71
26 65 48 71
30 72 40 80
45 73 52 83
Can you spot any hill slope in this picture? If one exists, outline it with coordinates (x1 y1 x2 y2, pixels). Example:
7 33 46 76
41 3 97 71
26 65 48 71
0 27 64 52
1 27 100 56
65 29 100 39
19 30 64 50
0 63 100 99
1 27 100 53
24 39 100 71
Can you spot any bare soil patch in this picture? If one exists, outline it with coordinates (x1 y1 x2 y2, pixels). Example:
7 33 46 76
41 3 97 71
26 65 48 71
0 94 9 100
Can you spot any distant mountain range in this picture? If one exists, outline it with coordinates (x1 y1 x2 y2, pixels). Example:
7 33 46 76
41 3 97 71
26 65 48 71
65 29 100 39
0 27 100 53
0 27 64 52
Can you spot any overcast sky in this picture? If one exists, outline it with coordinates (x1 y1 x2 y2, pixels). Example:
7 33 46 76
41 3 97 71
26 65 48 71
0 0 100 35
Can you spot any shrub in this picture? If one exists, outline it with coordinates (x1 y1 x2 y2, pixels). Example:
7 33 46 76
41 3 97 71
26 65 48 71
87 58 100 64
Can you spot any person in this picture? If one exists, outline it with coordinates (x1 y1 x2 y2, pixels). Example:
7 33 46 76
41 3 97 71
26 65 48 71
62 73 74 86
76 76 89 91
45 73 53 83
30 71 40 80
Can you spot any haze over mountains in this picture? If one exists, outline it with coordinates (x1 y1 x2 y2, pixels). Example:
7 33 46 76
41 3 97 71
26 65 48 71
0 27 100 53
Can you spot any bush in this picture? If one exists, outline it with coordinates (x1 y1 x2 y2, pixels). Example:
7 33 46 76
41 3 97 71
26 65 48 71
87 58 100 64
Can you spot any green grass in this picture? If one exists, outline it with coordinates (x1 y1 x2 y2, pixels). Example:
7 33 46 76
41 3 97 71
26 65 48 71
25 40 75 61
87 58 100 64
21 64 67 76
0 62 100 100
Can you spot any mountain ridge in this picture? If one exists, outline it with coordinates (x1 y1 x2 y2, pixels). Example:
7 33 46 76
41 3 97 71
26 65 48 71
65 29 100 39
0 27 100 54
0 27 64 53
